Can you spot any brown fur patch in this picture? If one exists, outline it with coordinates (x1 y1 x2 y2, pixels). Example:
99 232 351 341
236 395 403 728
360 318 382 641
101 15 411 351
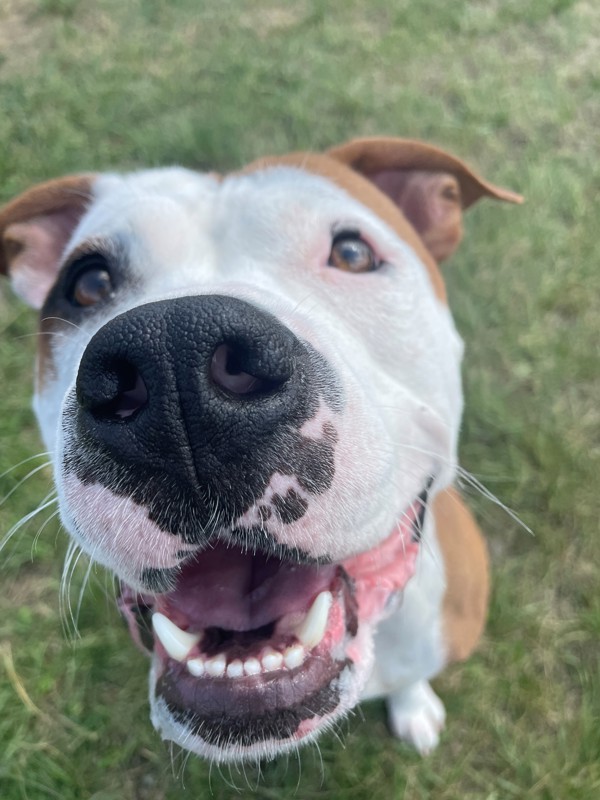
0 175 96 388
0 175 95 276
327 137 523 209
433 488 490 663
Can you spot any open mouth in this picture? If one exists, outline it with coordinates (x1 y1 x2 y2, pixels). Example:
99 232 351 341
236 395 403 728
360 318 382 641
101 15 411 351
118 483 430 758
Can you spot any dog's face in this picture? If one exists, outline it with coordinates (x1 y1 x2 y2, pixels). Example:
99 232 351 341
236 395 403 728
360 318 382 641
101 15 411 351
0 139 519 762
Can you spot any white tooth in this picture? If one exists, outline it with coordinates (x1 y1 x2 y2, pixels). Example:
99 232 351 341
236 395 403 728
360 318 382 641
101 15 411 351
187 657 205 677
293 591 332 650
244 657 261 676
152 613 201 662
261 647 283 672
226 659 244 678
205 654 226 677
283 644 305 669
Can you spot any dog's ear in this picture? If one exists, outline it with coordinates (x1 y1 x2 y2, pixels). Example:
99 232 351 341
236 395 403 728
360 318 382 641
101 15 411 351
0 175 95 308
327 138 522 262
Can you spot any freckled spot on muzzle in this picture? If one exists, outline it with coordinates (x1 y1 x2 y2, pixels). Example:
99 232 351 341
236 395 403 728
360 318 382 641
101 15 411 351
272 489 309 523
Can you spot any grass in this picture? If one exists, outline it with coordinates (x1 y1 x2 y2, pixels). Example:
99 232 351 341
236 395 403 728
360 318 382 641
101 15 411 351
0 0 598 797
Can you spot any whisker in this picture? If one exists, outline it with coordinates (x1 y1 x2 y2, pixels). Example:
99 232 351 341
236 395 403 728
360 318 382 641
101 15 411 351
386 440 533 536
59 540 78 640
0 462 53 506
0 452 52 482
455 470 534 535
60 540 88 641
75 556 95 632
13 331 70 342
0 495 59 554
288 289 320 320
31 507 61 558
293 740 303 794
40 316 83 331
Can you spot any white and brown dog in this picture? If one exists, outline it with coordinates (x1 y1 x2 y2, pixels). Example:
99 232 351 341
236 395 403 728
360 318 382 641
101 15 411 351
0 138 520 763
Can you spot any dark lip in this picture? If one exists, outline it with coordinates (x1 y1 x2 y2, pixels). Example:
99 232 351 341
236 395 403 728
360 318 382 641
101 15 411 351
155 649 350 737
411 475 434 542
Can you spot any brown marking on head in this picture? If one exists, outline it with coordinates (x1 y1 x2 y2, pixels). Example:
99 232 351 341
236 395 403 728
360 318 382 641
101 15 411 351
0 175 96 386
240 150 449 299
242 138 522 302
433 488 490 663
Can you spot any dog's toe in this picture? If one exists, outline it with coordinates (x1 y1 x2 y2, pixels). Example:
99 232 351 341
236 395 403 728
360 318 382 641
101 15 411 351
387 680 446 755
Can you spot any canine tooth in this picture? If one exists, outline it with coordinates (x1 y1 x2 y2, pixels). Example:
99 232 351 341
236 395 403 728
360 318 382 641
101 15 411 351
205 654 226 677
293 591 332 650
283 644 305 669
261 648 283 672
187 657 205 677
226 659 244 678
244 657 261 676
152 613 201 662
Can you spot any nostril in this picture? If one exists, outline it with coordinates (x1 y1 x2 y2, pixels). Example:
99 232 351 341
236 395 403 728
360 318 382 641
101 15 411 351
210 343 284 397
110 365 148 420
82 359 149 421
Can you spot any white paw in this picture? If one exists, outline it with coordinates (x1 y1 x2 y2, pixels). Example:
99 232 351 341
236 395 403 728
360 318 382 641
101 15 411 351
387 681 446 755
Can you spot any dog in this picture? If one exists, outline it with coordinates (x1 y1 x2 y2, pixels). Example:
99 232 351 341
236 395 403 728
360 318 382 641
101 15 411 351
0 137 521 763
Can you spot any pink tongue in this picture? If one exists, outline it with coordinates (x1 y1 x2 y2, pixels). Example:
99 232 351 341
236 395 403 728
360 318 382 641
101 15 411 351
163 545 337 631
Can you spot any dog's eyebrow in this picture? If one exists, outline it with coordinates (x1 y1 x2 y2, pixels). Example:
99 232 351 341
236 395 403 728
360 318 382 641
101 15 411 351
61 235 123 268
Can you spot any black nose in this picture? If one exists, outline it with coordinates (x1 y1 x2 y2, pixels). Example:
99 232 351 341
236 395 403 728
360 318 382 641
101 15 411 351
77 293 300 436
73 295 333 540
77 296 293 423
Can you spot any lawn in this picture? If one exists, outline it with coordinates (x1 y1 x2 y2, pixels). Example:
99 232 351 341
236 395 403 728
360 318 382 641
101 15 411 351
0 1 598 798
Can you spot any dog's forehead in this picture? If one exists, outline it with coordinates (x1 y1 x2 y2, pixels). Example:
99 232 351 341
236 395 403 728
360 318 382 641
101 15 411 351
76 157 444 300
85 163 359 241
82 168 220 264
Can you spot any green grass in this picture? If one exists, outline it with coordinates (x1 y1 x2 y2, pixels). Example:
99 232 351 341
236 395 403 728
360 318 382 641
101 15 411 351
0 0 598 797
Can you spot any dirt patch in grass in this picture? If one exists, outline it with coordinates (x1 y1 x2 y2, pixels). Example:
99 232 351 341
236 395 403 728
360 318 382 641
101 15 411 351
0 1 47 76
239 4 308 38
0 567 56 618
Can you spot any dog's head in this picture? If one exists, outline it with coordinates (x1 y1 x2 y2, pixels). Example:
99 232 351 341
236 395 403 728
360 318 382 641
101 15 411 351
0 138 520 762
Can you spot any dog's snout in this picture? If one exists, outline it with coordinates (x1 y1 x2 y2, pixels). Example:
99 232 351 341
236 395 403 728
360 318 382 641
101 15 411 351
73 295 324 532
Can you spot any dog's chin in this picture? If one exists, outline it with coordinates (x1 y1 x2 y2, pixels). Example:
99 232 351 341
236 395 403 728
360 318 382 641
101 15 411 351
116 493 426 763
147 627 373 763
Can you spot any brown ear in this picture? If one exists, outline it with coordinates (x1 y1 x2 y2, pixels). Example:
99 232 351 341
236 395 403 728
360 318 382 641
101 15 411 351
0 175 95 308
327 137 522 262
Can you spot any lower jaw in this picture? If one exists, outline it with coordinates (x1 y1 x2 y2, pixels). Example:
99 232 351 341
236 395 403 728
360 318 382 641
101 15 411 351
149 622 374 761
155 654 348 746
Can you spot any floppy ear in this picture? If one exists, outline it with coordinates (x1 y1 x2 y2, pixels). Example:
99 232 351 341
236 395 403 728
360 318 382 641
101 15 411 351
0 175 95 308
327 137 522 262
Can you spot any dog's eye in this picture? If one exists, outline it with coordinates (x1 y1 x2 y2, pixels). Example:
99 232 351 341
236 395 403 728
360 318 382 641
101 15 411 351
328 232 379 273
67 256 115 308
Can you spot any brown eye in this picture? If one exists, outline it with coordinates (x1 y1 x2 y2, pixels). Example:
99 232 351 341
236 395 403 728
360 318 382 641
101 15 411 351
328 232 379 273
67 257 114 307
